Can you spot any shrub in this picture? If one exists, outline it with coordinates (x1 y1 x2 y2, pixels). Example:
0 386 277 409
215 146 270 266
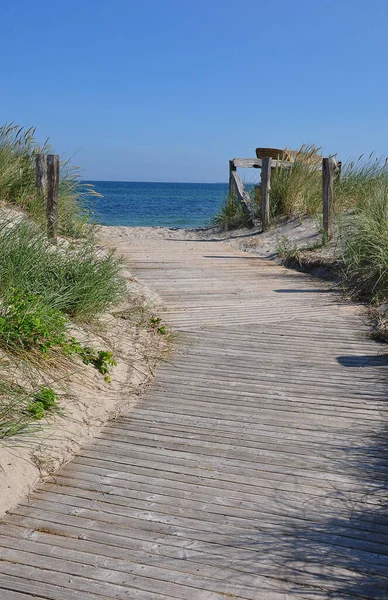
0 289 68 353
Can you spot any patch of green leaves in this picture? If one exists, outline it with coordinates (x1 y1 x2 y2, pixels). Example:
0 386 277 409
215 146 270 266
149 316 168 335
27 387 61 420
0 290 117 381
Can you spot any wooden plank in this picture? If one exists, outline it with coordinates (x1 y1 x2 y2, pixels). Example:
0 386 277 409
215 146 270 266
232 157 294 169
230 170 255 227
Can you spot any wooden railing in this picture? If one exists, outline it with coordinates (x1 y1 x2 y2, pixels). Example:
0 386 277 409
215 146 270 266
229 155 340 238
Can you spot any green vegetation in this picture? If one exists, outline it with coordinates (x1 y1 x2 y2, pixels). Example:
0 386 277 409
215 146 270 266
211 193 250 231
0 219 125 320
0 122 127 440
269 145 322 217
213 144 388 326
342 185 388 303
0 381 62 439
0 123 94 236
27 387 61 420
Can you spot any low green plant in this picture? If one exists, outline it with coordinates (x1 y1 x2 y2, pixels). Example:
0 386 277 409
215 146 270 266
276 235 301 263
149 316 168 335
27 387 61 420
75 345 117 382
0 381 62 439
0 290 117 381
0 289 68 353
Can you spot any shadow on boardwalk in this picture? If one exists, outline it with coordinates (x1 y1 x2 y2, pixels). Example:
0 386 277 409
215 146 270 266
235 422 388 599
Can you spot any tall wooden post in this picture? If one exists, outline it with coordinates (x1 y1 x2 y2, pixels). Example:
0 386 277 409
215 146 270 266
322 157 336 240
35 153 48 198
229 160 236 198
261 157 272 231
46 154 60 243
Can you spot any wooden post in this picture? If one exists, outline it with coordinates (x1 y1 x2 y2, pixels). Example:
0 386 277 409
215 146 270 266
35 153 47 197
46 154 60 243
322 157 336 240
229 160 236 198
261 157 272 231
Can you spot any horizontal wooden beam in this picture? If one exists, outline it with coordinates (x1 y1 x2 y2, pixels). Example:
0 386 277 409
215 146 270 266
232 157 294 169
231 157 322 171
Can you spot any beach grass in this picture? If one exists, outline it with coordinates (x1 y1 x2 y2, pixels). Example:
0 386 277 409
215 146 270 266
0 123 95 236
212 144 388 316
0 122 129 439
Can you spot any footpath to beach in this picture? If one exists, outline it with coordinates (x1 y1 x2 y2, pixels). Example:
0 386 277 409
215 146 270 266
0 227 388 599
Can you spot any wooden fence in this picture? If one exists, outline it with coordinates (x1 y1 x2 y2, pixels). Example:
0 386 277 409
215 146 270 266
229 155 341 238
35 153 59 243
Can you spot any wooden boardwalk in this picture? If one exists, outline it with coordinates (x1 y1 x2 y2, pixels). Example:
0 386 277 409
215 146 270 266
1 231 388 599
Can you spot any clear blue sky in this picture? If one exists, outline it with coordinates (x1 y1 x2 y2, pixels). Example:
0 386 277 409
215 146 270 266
1 0 387 182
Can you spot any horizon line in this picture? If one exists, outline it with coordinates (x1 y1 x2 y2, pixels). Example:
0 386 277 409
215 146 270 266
82 179 229 185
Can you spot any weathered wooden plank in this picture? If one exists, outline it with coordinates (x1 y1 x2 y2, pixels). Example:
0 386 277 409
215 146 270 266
230 170 255 227
2 529 388 598
232 157 294 169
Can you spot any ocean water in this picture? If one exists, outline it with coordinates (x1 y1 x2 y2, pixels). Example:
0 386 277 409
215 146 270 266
83 181 229 228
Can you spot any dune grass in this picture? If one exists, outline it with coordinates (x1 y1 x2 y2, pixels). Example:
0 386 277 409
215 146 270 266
0 219 125 321
0 123 128 440
213 144 388 311
0 123 95 236
342 184 388 303
211 193 249 230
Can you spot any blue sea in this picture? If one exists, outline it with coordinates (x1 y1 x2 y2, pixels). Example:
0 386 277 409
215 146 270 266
83 181 229 228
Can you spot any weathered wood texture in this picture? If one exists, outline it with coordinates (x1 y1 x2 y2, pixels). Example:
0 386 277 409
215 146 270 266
229 167 255 228
261 157 272 231
232 157 294 169
0 231 388 599
34 153 47 197
46 154 60 242
322 157 336 239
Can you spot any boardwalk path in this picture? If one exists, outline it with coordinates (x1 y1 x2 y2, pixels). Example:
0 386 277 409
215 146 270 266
1 229 388 599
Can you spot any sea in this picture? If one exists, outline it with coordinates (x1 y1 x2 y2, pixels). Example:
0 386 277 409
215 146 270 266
83 181 229 229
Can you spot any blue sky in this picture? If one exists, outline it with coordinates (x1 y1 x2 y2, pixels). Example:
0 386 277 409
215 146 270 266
1 0 387 182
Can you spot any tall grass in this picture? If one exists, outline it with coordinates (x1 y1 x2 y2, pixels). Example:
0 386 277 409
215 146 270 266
0 219 125 320
211 193 249 230
0 123 94 236
0 123 129 441
342 184 388 302
269 144 323 217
